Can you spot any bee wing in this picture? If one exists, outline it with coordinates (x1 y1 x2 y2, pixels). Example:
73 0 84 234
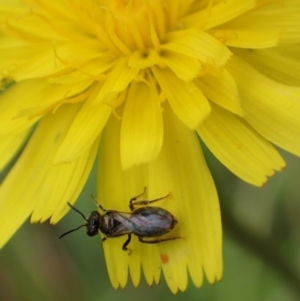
108 212 134 236
120 207 176 237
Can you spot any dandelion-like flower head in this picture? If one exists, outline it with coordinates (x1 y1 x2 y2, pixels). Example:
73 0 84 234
0 0 300 293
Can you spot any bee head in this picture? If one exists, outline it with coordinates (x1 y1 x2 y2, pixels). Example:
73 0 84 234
59 203 101 239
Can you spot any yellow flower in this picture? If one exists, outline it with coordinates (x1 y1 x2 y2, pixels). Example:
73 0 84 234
0 0 300 293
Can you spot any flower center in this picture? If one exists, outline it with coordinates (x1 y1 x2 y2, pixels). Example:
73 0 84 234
108 0 147 17
96 0 164 55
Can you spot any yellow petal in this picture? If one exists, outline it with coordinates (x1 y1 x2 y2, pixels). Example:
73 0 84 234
212 30 280 49
54 85 112 163
0 79 92 136
232 44 300 86
162 29 232 67
3 4 76 42
0 42 49 79
197 104 285 186
98 105 222 292
0 104 80 248
224 0 300 43
98 115 145 289
94 57 137 104
152 66 211 129
0 37 108 81
181 0 255 30
120 76 163 169
128 49 160 69
228 55 300 156
149 105 222 291
32 136 99 224
0 81 42 135
0 1 27 20
53 41 109 63
14 79 93 118
46 71 92 85
69 53 116 78
27 0 77 22
0 128 30 170
160 50 201 81
195 69 244 116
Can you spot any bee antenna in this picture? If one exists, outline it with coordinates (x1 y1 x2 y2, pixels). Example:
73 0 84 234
59 224 87 239
67 202 88 221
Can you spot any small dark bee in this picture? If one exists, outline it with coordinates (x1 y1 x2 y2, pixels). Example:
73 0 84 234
59 187 180 251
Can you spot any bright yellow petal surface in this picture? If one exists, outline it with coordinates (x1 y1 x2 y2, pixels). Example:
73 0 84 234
128 49 160 69
27 0 76 23
94 58 137 104
0 79 92 135
0 32 113 82
0 1 27 20
54 85 112 163
0 42 55 81
232 44 300 86
98 106 222 293
223 0 300 43
0 42 73 81
181 0 255 29
152 66 211 129
160 50 201 81
197 104 285 186
162 29 232 67
0 128 29 170
0 81 43 135
120 76 163 169
65 53 116 81
228 56 300 156
32 136 99 223
0 104 83 248
1 1 87 42
212 30 280 49
195 69 244 116
14 79 93 118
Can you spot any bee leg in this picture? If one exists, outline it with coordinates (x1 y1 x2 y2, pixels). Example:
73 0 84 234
91 195 107 212
122 234 132 254
130 193 170 211
101 237 107 243
129 187 147 211
138 236 181 244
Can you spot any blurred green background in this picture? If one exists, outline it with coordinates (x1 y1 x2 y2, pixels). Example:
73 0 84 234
1 145 299 301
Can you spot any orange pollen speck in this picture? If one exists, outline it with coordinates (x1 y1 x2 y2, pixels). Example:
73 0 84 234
160 254 169 264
